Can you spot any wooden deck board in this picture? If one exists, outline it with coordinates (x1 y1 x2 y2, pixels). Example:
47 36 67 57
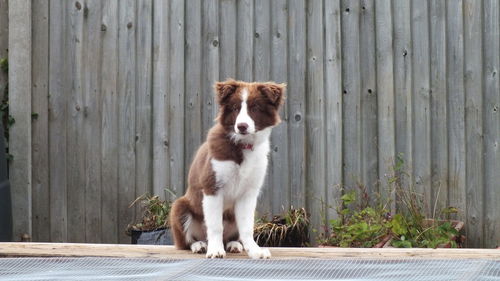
1 243 499 260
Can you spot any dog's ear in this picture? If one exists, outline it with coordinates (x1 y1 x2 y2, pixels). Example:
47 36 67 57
214 80 239 105
258 83 286 107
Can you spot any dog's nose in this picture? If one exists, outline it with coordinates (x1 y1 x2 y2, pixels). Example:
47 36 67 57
237 123 249 133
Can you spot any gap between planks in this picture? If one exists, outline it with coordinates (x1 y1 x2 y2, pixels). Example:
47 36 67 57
0 243 499 260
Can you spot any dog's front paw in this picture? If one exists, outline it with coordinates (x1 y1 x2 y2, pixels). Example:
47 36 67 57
247 247 271 259
190 241 207 254
226 241 243 253
206 244 226 259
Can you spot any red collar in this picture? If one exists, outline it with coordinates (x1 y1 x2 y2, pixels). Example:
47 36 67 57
238 143 254 150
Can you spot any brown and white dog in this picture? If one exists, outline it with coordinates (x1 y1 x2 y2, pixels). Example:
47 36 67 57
169 80 285 259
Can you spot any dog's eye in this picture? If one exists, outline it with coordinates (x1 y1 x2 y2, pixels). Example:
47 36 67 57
232 106 240 112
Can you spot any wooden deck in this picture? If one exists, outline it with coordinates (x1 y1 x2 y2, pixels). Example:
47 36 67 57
1 243 500 260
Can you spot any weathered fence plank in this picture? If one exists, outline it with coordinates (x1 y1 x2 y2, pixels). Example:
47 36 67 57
31 0 50 242
48 0 67 242
306 0 325 237
100 0 119 244
9 0 32 241
287 0 306 209
201 0 219 135
446 0 467 222
270 0 290 214
184 0 202 190
392 0 413 211
219 0 236 80
324 0 342 222
463 0 484 248
135 0 153 215
65 0 85 243
117 0 137 243
152 0 170 199
0 0 7 97
236 0 253 82
254 0 272 215
483 0 500 248
341 0 362 194
411 0 432 214
169 0 185 196
359 0 378 200
82 0 103 243
375 0 395 209
429 0 449 222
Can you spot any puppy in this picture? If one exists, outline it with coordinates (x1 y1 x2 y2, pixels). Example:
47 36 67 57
169 80 285 259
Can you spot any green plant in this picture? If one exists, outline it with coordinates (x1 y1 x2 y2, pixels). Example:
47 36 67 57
320 155 463 248
319 188 392 248
389 155 462 248
254 207 310 247
390 214 460 248
126 194 172 235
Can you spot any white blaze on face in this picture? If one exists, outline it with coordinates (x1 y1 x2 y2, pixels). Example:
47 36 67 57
234 88 256 134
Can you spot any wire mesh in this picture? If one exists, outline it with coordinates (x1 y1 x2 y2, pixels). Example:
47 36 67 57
0 257 499 281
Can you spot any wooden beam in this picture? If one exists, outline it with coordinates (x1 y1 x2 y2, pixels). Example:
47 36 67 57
8 0 32 241
1 243 500 260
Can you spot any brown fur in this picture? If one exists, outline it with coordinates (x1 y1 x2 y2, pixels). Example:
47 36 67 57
169 80 286 250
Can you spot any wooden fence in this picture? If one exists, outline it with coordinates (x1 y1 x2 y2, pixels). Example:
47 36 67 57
2 0 499 247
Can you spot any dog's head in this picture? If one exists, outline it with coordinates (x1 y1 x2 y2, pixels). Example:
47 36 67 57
214 79 286 138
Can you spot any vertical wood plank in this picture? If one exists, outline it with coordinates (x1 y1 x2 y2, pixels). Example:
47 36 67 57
117 0 137 243
184 0 201 191
429 0 449 220
411 0 432 215
201 0 219 135
9 0 32 241
270 0 290 214
359 0 378 199
169 0 185 196
135 0 153 213
483 0 500 248
65 0 85 243
324 0 343 222
31 0 50 242
0 0 7 97
254 0 272 215
152 0 170 199
446 0 466 221
287 0 306 209
375 0 395 209
82 0 103 243
392 0 413 212
341 0 362 195
306 0 325 239
236 0 253 81
100 0 119 244
219 0 237 80
48 0 68 242
463 0 484 248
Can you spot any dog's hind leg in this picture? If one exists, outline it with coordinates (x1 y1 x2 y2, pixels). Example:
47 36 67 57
169 196 192 250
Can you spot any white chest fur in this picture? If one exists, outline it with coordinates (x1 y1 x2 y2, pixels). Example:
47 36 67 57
210 140 270 208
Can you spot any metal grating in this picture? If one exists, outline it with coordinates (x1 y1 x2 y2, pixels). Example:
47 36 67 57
1 257 500 281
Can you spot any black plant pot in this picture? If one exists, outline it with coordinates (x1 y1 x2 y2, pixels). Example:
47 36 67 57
131 228 173 245
0 123 12 242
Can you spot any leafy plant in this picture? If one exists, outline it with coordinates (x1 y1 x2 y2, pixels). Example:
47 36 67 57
254 207 310 247
319 188 392 248
389 155 463 248
320 155 464 248
126 194 172 235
